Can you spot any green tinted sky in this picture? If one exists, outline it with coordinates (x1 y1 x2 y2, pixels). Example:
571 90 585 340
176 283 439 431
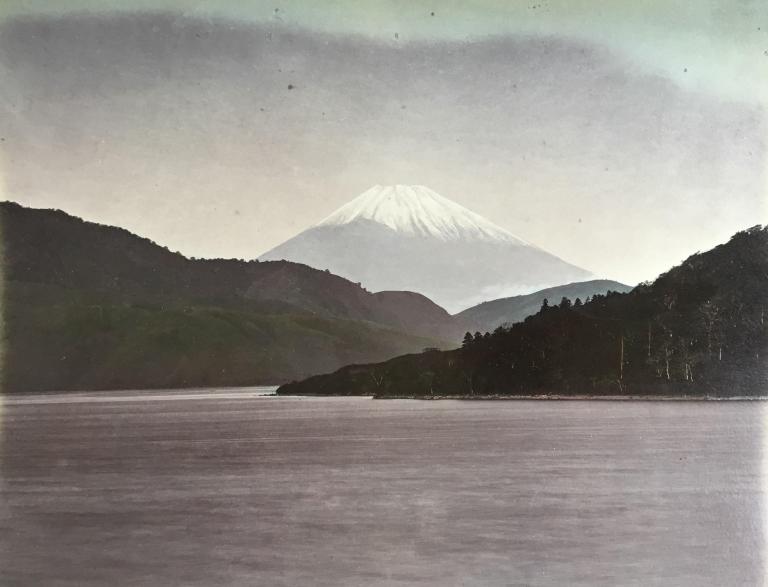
4 0 768 102
0 1 766 285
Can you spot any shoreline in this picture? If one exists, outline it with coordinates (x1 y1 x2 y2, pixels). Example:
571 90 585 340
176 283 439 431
370 394 768 402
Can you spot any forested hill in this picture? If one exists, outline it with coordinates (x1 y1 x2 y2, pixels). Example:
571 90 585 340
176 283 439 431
0 201 457 338
0 202 453 392
455 279 632 334
278 226 768 398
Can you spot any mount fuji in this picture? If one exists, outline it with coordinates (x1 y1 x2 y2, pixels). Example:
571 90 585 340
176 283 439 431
259 185 592 312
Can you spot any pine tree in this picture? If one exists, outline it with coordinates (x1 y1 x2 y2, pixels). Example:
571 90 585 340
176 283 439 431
462 332 473 348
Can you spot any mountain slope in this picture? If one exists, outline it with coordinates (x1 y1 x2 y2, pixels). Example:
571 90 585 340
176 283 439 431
278 226 768 398
259 185 592 312
0 201 461 337
456 279 633 334
0 202 453 392
4 286 443 392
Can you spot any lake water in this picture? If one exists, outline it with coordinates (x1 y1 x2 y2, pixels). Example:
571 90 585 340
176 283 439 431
0 389 765 586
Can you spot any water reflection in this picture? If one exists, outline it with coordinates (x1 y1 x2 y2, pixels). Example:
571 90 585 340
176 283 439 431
0 393 764 585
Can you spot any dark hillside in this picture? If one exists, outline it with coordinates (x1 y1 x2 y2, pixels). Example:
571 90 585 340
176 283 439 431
279 226 768 398
0 202 451 392
0 202 456 336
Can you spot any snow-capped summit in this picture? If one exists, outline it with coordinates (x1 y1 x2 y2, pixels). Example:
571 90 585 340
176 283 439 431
260 185 592 312
317 185 530 244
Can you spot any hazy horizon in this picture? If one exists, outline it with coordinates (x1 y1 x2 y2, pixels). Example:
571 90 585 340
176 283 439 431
1 2 766 286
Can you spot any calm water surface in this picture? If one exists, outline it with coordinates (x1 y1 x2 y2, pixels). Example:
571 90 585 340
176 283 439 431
0 389 765 586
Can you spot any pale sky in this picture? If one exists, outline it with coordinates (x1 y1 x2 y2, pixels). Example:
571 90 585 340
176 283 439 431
1 1 766 286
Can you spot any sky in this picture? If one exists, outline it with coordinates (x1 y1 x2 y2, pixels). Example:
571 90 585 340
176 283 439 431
0 0 766 286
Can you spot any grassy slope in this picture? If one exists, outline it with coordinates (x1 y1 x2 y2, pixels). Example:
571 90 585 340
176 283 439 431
0 203 456 392
4 288 446 392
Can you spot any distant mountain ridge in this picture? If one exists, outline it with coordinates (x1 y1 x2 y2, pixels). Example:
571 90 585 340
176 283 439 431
278 226 768 398
457 280 633 334
260 185 592 312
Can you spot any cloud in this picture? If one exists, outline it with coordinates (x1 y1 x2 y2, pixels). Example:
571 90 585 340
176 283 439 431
0 13 765 286
3 0 767 103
